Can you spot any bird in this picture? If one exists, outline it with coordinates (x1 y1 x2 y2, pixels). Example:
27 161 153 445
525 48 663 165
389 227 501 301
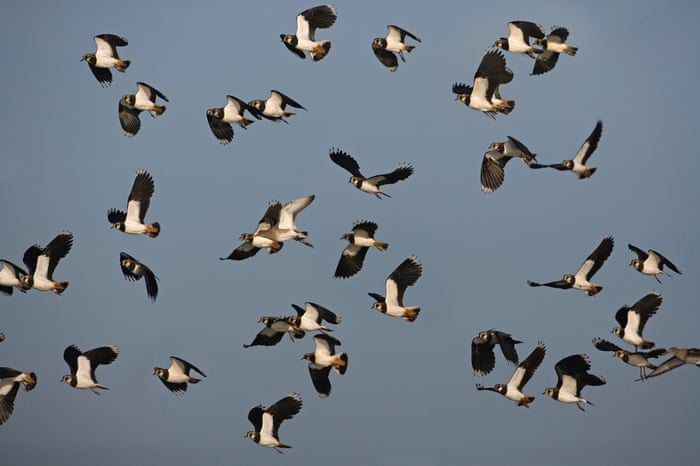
0 259 31 295
246 393 303 453
206 95 260 144
480 147 533 193
329 148 413 199
21 231 73 294
220 201 285 261
81 34 130 87
153 356 207 395
489 136 538 165
628 244 682 283
108 169 160 238
592 337 666 381
372 25 421 71
248 90 305 123
243 316 304 348
530 120 603 179
280 4 337 61
369 255 422 322
119 252 158 302
249 195 316 250
471 330 522 377
612 291 662 350
61 344 119 395
475 342 546 408
289 302 342 333
493 21 545 58
118 82 169 137
543 354 606 411
531 26 578 75
452 49 514 119
644 347 700 380
302 334 348 398
0 367 37 425
334 220 388 278
527 235 614 296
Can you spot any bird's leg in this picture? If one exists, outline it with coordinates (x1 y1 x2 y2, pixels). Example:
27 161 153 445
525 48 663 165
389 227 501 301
654 275 662 284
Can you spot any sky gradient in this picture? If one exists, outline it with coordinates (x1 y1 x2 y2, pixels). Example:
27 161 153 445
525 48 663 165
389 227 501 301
1 1 699 465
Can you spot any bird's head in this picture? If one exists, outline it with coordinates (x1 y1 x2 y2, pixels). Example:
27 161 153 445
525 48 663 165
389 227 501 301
111 221 125 232
61 375 73 384
494 384 506 394
302 352 314 362
563 274 575 284
340 233 352 241
629 258 642 270
489 142 504 152
372 302 386 312
245 431 258 441
373 37 387 48
20 274 32 289
478 330 492 341
81 54 95 64
240 233 254 241
153 367 165 378
614 350 628 360
23 372 38 391
543 388 556 398
611 327 623 337
249 100 263 111
349 176 360 186
281 34 297 47
562 160 574 169
456 93 469 104
493 38 507 49
208 108 223 119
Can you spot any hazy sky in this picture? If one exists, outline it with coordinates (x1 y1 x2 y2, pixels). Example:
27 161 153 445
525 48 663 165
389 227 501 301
2 1 699 465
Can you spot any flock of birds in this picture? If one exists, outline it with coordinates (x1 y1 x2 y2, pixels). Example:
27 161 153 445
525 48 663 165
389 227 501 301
1 4 698 455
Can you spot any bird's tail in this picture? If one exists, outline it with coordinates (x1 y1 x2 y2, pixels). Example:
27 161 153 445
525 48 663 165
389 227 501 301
565 46 578 56
518 396 535 407
335 353 349 375
639 341 655 350
53 282 69 295
188 377 201 384
312 41 331 61
146 222 161 238
373 241 389 251
498 100 516 115
578 167 597 179
116 60 131 72
586 285 603 296
152 105 166 116
239 117 255 128
403 306 421 322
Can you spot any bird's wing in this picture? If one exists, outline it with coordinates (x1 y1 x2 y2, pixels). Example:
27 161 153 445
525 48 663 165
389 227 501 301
627 243 648 261
386 256 422 306
44 232 73 279
649 249 682 274
206 109 234 144
118 98 141 137
573 120 603 165
369 165 414 186
575 236 614 282
277 195 314 230
329 148 363 177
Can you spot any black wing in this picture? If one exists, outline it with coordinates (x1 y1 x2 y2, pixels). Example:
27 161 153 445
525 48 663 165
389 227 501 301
369 165 414 186
372 41 398 71
63 345 82 375
44 232 73 279
329 148 363 177
308 365 332 397
118 98 141 137
627 243 648 261
592 337 624 353
471 336 496 376
206 108 234 144
527 279 572 290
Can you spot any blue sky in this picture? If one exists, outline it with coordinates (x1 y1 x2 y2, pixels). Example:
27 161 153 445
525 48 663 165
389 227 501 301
1 1 699 465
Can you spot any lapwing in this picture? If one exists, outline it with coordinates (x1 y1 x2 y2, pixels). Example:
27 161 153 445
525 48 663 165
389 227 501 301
612 291 662 350
476 342 546 408
493 21 545 58
250 195 316 250
369 255 422 322
220 201 284 260
645 347 700 379
335 220 388 278
530 120 603 179
527 235 614 296
108 169 160 238
246 393 303 453
118 82 169 137
21 231 73 294
119 252 158 302
206 95 260 144
372 25 421 71
471 330 522 377
531 26 578 75
244 316 304 348
248 90 305 123
81 34 130 87
302 334 348 398
0 367 37 425
61 344 119 395
452 49 514 119
281 4 337 61
628 244 682 283
329 148 413 199
289 302 342 333
153 356 207 395
0 259 31 295
592 337 666 381
489 136 538 165
543 353 606 411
